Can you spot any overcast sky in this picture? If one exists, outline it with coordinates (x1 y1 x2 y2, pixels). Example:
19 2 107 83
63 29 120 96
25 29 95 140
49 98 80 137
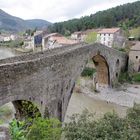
0 0 138 23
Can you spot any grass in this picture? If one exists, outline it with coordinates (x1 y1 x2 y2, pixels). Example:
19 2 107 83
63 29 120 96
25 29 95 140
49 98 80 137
132 73 140 82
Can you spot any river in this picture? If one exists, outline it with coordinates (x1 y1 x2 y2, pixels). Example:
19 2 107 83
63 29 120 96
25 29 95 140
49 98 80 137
0 47 128 123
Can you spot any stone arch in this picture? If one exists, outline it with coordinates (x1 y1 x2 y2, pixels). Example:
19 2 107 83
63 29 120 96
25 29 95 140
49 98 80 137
92 54 110 86
12 100 41 120
0 96 45 119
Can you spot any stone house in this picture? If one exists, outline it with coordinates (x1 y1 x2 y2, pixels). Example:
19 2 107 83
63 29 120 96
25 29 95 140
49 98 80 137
71 31 84 41
97 28 125 48
33 30 43 47
3 36 11 42
129 42 140 72
42 33 78 50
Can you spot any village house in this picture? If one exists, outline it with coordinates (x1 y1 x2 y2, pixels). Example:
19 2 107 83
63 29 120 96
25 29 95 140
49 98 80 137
32 30 48 48
129 42 140 72
33 30 43 47
97 28 125 48
71 31 85 41
71 29 101 42
23 37 34 50
3 36 11 42
0 34 16 42
42 33 78 50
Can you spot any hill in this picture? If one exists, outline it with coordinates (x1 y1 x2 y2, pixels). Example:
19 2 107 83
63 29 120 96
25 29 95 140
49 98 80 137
48 1 140 35
0 9 51 32
25 19 52 30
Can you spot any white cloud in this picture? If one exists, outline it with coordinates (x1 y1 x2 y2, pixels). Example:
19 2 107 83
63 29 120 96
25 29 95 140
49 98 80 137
0 0 138 22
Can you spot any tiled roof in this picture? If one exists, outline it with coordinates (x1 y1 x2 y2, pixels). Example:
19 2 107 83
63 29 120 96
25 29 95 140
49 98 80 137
51 36 78 45
43 33 62 39
98 28 120 34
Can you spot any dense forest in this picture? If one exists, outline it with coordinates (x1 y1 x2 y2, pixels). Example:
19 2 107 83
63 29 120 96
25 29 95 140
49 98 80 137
48 1 140 35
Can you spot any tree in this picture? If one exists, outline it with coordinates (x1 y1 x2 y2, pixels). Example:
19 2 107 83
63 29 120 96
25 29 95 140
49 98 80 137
84 32 97 44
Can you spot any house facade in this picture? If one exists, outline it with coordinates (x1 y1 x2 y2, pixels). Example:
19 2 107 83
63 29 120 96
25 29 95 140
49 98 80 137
71 29 101 42
71 31 85 41
42 33 78 50
129 42 140 72
97 28 125 48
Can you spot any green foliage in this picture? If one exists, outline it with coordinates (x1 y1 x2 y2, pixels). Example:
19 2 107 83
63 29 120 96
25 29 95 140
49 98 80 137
129 26 140 40
63 110 95 140
132 73 140 82
118 48 126 52
63 104 140 140
0 39 24 48
118 72 132 84
48 1 140 35
18 100 41 119
9 119 26 140
27 117 62 140
85 32 97 43
81 67 96 77
10 118 62 140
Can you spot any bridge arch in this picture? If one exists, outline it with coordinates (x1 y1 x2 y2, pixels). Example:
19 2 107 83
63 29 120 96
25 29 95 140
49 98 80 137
0 96 45 120
92 54 110 87
0 43 128 121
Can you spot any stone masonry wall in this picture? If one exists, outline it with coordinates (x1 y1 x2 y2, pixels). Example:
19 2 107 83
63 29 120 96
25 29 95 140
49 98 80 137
0 43 128 121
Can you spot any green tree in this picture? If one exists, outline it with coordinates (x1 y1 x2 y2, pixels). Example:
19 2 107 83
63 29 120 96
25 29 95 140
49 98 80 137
85 32 97 44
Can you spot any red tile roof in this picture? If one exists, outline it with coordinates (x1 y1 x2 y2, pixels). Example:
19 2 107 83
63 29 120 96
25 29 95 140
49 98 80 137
98 28 120 34
51 36 78 45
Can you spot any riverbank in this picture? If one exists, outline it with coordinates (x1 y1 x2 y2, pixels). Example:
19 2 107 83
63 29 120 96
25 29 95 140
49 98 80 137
80 83 140 108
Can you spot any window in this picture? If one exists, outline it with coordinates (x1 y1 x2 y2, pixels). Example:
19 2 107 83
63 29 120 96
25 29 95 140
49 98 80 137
116 59 120 67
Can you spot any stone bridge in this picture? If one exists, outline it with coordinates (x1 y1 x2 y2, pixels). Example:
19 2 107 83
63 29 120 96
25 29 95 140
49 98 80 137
0 43 128 121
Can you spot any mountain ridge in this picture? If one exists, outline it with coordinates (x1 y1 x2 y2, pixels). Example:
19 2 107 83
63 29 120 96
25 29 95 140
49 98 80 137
48 1 140 35
0 9 52 32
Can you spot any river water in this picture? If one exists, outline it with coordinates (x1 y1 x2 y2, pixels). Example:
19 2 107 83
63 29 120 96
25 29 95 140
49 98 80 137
0 47 128 123
0 47 16 59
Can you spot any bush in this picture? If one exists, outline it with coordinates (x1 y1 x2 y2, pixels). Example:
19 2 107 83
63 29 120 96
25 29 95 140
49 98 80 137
63 104 140 140
9 119 26 140
10 118 62 140
81 67 96 77
132 73 140 82
118 72 132 84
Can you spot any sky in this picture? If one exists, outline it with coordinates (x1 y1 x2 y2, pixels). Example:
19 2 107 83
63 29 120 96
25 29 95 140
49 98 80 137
0 0 138 23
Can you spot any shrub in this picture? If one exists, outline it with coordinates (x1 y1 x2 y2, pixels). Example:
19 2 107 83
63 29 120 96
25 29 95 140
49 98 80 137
118 71 132 84
132 73 140 82
9 119 26 140
63 104 140 140
26 118 62 140
10 118 62 140
81 67 96 77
